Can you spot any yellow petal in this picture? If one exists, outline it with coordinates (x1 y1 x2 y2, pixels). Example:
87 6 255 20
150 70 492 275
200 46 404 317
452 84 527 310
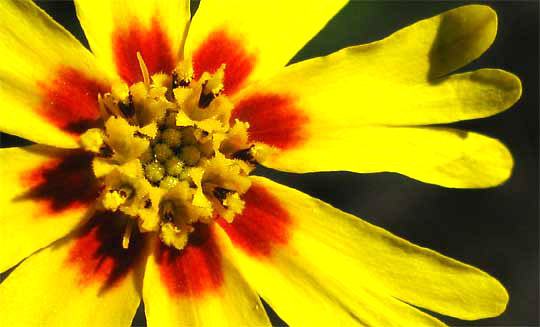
229 6 520 188
234 5 520 126
217 177 508 323
0 0 112 148
0 145 99 272
184 0 347 95
143 229 270 327
0 212 144 327
74 0 190 84
264 126 513 188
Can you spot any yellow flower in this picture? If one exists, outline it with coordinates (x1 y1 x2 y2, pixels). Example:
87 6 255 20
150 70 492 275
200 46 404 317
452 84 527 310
0 1 521 327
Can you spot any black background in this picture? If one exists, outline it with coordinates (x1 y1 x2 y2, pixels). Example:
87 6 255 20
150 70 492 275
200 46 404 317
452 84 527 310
0 1 538 326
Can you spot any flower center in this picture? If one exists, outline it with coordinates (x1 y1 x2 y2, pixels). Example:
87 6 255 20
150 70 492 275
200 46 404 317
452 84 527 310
79 53 272 250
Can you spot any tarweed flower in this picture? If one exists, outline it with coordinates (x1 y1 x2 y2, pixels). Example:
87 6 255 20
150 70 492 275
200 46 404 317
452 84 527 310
0 1 521 326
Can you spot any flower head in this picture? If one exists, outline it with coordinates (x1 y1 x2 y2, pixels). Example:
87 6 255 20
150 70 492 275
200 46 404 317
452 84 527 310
0 1 521 327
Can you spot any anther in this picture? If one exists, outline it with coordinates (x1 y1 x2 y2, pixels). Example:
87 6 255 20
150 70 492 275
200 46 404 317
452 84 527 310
171 71 179 89
134 131 151 139
198 82 216 108
172 71 190 89
118 94 135 118
161 201 175 222
233 146 257 164
99 143 114 158
144 198 152 209
122 221 133 249
103 185 134 211
213 187 233 207
118 185 134 199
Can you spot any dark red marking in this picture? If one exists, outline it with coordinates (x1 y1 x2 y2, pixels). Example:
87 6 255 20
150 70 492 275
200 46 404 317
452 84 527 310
218 182 292 258
231 93 309 150
113 18 176 85
192 29 256 95
66 211 145 291
38 67 109 134
18 151 98 215
157 224 224 297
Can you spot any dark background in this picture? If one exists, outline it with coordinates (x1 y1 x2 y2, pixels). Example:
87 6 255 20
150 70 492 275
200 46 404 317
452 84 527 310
1 1 538 326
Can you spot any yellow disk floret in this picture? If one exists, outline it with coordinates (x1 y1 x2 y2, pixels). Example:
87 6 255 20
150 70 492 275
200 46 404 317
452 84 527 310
160 176 179 189
166 157 184 176
161 128 182 146
180 145 201 166
154 143 173 162
145 162 165 183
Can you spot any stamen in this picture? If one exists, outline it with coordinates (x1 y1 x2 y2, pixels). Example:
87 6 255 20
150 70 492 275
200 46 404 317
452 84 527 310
172 71 190 89
171 71 180 89
233 146 257 164
213 187 233 207
144 198 152 209
161 200 175 223
118 185 134 199
99 143 114 158
199 82 216 108
122 220 134 249
118 94 135 118
98 93 113 118
136 52 150 86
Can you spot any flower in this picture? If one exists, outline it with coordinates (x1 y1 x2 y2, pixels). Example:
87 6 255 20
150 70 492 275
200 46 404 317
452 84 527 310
0 1 521 326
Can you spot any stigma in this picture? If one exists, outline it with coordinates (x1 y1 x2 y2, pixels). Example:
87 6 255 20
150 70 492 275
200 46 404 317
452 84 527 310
79 53 272 250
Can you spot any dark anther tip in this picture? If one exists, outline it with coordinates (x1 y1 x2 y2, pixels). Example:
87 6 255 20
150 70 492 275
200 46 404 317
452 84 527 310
232 146 257 164
118 94 135 118
213 187 233 203
144 199 152 209
99 143 114 158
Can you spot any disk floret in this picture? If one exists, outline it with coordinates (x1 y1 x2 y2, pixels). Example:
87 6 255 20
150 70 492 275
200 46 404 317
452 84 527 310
79 55 272 250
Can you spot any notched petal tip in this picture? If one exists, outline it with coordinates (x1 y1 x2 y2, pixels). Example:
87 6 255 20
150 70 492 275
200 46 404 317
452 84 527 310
476 69 523 110
428 4 498 79
461 134 514 189
455 68 523 120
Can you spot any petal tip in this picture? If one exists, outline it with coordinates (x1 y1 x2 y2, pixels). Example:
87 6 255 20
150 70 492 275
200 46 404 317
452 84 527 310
429 4 498 78
459 4 498 28
476 137 514 189
492 280 510 317
471 275 510 320
502 71 523 108
475 69 523 111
